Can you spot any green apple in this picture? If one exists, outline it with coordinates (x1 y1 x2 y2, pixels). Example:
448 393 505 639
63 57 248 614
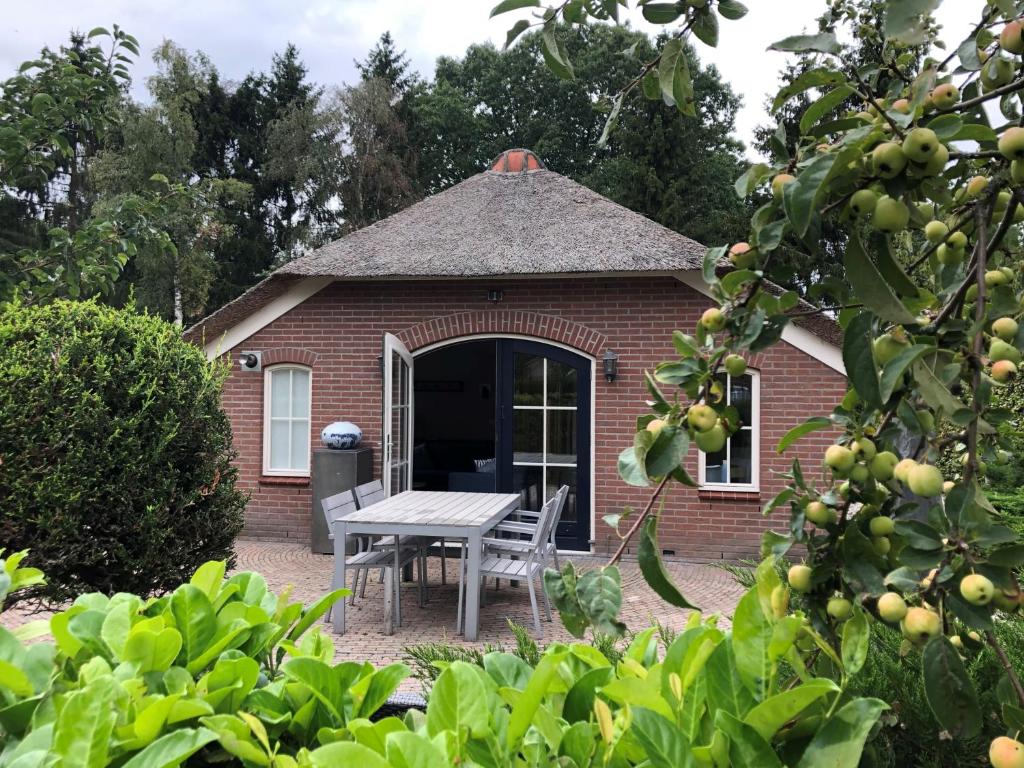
827 597 853 621
901 606 941 644
869 450 899 481
872 142 907 178
852 437 877 460
873 195 910 232
930 83 959 110
960 573 995 605
729 242 756 269
724 354 747 377
701 307 726 332
850 188 878 217
824 444 856 474
645 418 666 437
902 127 939 163
1000 21 1024 55
907 463 944 496
893 458 918 483
788 564 813 593
849 463 870 483
772 173 795 201
993 317 1019 342
873 333 909 365
695 422 726 453
989 736 1024 768
805 501 835 527
924 220 949 243
869 515 895 536
991 338 1022 363
873 536 891 555
877 592 908 622
687 404 718 433
993 359 1018 383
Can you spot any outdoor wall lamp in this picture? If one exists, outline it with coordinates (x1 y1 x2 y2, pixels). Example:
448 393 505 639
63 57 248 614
238 351 262 372
487 289 504 303
602 349 619 382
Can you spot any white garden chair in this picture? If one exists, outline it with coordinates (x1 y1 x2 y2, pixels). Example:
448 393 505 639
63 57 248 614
459 486 565 634
321 490 423 627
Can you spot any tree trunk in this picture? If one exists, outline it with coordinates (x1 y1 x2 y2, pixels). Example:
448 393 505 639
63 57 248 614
173 253 184 327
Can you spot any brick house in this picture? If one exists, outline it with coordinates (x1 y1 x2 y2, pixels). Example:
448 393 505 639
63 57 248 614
186 149 846 561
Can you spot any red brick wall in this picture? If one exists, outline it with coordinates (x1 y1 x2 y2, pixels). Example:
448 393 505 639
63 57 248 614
217 276 846 561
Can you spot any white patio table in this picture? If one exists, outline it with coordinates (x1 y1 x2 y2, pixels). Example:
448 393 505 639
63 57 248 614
330 490 520 640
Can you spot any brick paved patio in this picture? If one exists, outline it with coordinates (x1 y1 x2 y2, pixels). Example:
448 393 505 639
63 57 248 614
232 540 745 668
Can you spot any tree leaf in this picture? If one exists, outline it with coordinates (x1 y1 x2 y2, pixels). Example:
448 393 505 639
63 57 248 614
783 152 837 237
576 567 626 636
645 425 689 478
735 163 772 198
641 3 683 24
795 698 888 767
777 416 833 453
771 68 845 111
743 679 839 741
799 85 855 134
884 0 942 45
717 0 748 20
715 710 783 767
913 358 966 419
923 635 982 738
490 0 539 17
692 11 719 47
540 26 573 79
843 312 882 411
768 33 842 55
879 344 931 402
639 517 699 609
658 38 684 107
844 235 917 324
925 113 963 140
503 19 531 49
841 606 870 675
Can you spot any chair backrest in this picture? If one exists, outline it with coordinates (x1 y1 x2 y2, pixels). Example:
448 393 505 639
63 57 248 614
547 485 569 546
353 479 386 508
528 491 563 555
321 489 358 530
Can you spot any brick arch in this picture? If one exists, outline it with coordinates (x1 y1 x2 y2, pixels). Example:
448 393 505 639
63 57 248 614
261 347 319 367
396 311 606 357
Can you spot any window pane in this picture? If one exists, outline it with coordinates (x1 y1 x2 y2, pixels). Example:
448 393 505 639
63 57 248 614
546 466 577 523
513 409 543 461
291 369 310 418
704 446 727 483
548 360 577 406
270 370 290 417
270 420 290 468
729 429 753 485
290 420 309 471
731 375 753 426
512 465 544 512
514 354 544 406
547 410 577 464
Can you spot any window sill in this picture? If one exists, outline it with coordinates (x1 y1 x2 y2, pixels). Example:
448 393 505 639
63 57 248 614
259 475 310 487
698 487 761 502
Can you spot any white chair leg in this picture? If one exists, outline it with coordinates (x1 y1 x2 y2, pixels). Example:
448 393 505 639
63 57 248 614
441 540 447 585
526 575 542 633
349 568 359 606
456 543 466 634
418 554 427 608
539 573 552 621
552 547 560 571
480 575 487 606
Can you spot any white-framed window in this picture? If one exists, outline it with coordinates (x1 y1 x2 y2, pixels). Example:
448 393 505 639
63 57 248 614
263 365 311 476
698 371 759 492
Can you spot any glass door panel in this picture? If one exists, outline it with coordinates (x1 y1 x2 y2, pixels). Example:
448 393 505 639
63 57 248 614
383 333 413 495
499 341 590 550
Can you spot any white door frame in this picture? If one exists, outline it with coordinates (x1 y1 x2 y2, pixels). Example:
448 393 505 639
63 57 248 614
412 333 597 553
382 333 414 496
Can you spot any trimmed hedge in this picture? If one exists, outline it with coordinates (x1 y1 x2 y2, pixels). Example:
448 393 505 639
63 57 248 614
0 300 246 603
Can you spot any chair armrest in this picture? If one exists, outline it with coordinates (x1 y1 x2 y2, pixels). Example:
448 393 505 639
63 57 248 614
509 509 540 519
494 521 536 535
482 537 533 553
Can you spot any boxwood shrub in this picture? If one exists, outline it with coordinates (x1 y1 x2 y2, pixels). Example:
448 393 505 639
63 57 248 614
0 299 246 604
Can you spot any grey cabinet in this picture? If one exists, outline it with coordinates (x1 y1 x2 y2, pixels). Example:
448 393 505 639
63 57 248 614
311 447 373 554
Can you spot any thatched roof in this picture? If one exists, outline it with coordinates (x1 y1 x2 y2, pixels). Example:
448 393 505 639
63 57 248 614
185 149 839 351
277 157 706 280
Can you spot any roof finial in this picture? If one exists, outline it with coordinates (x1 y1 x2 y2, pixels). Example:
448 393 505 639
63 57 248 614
490 148 545 174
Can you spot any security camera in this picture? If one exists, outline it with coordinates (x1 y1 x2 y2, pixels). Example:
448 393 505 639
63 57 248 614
238 351 261 372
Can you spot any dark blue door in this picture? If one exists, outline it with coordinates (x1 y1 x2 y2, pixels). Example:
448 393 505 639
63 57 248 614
497 340 591 551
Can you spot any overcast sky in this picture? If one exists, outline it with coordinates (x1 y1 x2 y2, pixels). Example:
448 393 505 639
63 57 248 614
1 1 986 158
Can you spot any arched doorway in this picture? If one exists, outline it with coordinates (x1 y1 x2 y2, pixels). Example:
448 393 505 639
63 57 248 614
409 336 592 551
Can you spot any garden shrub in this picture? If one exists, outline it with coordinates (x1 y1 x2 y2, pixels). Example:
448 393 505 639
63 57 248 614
0 553 889 766
0 299 246 604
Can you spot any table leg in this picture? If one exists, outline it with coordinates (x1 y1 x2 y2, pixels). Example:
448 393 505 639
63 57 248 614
464 530 482 641
331 520 347 634
384 566 394 635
